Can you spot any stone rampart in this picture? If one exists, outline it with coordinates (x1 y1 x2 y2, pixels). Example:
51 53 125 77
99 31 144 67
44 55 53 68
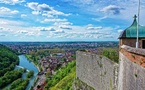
76 51 118 90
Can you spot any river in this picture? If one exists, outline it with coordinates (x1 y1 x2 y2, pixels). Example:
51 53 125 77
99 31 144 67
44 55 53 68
17 55 39 90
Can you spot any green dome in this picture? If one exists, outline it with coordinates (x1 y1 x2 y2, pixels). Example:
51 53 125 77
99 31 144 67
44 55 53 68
119 15 145 39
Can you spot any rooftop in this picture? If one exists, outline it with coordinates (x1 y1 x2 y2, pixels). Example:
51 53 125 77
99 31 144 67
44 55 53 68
119 15 145 39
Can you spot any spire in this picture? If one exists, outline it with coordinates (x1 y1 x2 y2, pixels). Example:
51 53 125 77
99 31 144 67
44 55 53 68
131 15 137 26
133 14 137 20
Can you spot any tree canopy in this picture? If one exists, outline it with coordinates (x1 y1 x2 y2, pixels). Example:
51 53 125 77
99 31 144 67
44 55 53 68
0 44 19 77
102 48 119 63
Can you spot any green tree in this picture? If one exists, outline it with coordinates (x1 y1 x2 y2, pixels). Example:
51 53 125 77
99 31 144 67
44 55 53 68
102 48 119 63
26 70 34 78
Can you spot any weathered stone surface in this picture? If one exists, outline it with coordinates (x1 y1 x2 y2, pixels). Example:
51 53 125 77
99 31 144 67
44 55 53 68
118 52 145 90
72 78 95 90
76 46 145 90
121 45 145 56
76 51 118 90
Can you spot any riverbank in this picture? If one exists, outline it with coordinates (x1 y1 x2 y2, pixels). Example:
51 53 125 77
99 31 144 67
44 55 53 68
24 54 41 72
24 54 44 90
9 55 39 90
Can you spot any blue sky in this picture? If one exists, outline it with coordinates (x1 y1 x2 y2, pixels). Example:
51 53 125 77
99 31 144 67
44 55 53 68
0 0 145 41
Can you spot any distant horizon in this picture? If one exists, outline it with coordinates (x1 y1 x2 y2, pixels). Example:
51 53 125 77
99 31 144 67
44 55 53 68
0 40 119 43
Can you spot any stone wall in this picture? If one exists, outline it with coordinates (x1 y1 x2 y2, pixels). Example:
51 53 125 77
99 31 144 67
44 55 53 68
76 51 118 90
118 45 145 90
119 39 142 48
72 78 95 90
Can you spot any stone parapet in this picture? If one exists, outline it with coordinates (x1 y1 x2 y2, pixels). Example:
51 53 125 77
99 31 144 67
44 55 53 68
120 45 145 68
121 45 145 56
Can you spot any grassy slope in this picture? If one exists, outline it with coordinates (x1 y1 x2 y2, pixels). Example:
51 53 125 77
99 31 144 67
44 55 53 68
50 66 76 90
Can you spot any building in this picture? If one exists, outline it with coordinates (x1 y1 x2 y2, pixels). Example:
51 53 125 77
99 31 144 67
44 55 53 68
119 15 145 48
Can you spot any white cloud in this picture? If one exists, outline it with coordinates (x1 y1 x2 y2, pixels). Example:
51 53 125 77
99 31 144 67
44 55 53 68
27 2 38 10
100 5 124 15
42 13 54 18
27 2 71 16
0 7 19 15
27 2 52 11
21 14 27 17
32 11 41 15
40 28 49 32
87 26 102 30
62 0 95 5
0 17 119 41
49 10 71 16
11 10 19 14
61 0 142 22
37 3 52 11
49 28 56 31
45 24 119 40
0 21 8 25
54 22 73 26
54 30 65 34
0 19 34 37
26 2 72 29
118 30 123 33
19 30 28 34
0 0 25 5
92 16 108 22
0 19 23 26
40 27 56 32
59 26 72 30
43 18 67 23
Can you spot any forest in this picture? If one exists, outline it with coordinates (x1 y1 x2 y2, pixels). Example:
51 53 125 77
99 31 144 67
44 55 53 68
0 45 19 77
0 44 35 90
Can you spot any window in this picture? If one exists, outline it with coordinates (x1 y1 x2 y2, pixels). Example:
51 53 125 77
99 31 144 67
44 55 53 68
142 40 145 49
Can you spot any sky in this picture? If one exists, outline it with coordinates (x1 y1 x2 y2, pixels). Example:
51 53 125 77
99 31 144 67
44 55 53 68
0 0 145 42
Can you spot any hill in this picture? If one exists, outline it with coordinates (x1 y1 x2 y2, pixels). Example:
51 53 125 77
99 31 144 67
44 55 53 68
44 60 76 90
0 44 19 77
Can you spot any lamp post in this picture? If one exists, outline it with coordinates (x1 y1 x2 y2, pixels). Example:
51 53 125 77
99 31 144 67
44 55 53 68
136 0 140 48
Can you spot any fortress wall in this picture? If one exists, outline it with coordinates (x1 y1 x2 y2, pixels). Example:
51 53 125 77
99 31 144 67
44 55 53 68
118 45 145 90
76 51 118 90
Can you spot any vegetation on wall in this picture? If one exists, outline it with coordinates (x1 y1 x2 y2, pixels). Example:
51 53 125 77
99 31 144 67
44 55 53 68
73 78 95 90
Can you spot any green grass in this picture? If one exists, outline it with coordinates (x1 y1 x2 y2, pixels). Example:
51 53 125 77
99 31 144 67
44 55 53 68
50 67 76 90
45 61 76 90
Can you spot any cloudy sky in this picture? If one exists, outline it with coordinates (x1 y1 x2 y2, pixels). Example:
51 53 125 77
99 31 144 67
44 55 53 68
0 0 145 41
